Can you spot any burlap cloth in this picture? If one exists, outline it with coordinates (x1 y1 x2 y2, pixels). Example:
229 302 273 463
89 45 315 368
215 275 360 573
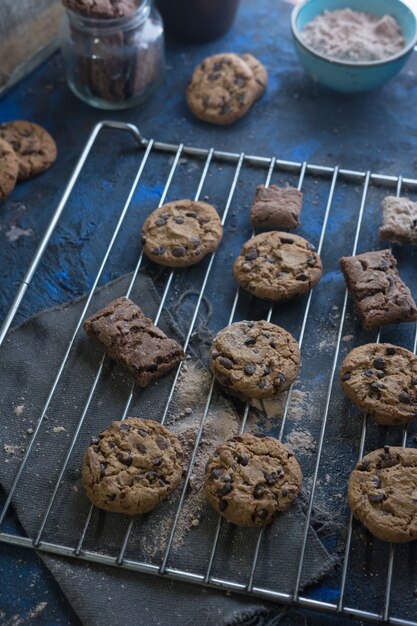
0 271 336 625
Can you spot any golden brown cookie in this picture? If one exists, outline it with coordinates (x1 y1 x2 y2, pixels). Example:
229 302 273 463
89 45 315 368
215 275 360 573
233 231 322 301
348 446 417 543
210 320 300 399
204 433 302 527
0 138 19 202
141 199 223 267
186 53 261 125
82 417 184 515
340 343 417 426
0 121 57 181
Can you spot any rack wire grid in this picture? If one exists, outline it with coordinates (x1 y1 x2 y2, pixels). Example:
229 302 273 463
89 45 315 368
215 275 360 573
1 120 417 626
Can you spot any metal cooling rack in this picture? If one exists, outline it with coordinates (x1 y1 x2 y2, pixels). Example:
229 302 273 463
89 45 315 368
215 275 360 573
1 120 417 626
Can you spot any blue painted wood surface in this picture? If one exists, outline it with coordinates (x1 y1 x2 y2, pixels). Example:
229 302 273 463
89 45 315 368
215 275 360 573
1 0 417 623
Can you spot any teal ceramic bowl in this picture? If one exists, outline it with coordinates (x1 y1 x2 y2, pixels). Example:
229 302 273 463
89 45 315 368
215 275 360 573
291 0 417 93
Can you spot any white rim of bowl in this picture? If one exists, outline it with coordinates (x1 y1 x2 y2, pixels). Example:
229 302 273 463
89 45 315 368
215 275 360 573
291 0 417 68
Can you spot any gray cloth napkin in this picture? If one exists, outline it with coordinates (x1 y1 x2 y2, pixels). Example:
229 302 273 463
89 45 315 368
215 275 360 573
0 271 335 625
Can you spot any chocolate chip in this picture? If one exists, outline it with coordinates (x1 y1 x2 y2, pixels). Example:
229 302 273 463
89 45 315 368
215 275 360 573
369 493 384 503
281 487 289 496
254 484 264 499
152 246 165 256
371 476 381 488
244 364 256 375
199 216 210 224
296 273 308 281
107 493 116 501
211 468 225 479
92 446 100 453
155 218 166 226
136 443 147 453
219 357 234 369
244 337 256 346
156 435 168 449
151 457 162 466
220 103 231 115
270 341 276 349
189 236 200 246
237 454 249 466
342 372 351 381
219 500 228 511
399 391 410 403
186 211 197 218
174 216 184 224
386 346 396 355
91 436 100 445
257 380 266 389
364 369 373 377
100 463 106 478
280 237 294 244
119 423 130 431
306 256 315 267
412 379 417 386
370 382 382 392
263 366 270 375
262 331 270 338
255 509 268 520
265 472 278 485
373 357 385 370
145 471 158 482
217 482 233 497
275 373 286 386
118 453 132 467
172 246 186 257
376 371 385 379
245 248 257 261
358 460 370 471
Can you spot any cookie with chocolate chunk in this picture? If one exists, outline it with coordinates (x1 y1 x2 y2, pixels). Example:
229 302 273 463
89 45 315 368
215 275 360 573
348 446 417 543
0 138 18 202
233 231 322 301
204 433 302 527
379 195 417 244
141 199 223 267
210 320 300 399
0 121 57 181
186 53 262 125
340 343 417 426
239 53 267 100
340 249 417 330
82 417 184 515
250 185 302 229
83 297 184 387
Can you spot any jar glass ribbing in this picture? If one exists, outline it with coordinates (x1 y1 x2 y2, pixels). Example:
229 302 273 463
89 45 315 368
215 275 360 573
61 0 165 110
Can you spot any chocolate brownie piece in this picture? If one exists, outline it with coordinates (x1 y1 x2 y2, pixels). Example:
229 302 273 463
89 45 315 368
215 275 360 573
380 196 417 244
340 249 417 330
250 185 302 229
83 297 184 387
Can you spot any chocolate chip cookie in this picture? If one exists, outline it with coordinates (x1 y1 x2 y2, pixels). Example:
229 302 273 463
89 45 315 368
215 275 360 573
348 446 417 543
82 417 184 515
0 138 18 202
186 53 263 125
340 249 417 330
0 121 57 181
379 195 417 244
233 232 322 301
141 199 223 267
63 0 138 18
340 343 417 426
204 433 302 527
83 297 184 387
250 185 303 229
209 320 300 399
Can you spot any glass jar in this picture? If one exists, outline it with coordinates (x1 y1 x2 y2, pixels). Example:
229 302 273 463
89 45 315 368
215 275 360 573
61 0 165 110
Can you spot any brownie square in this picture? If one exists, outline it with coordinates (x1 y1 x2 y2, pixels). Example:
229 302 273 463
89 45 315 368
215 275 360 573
249 185 302 229
83 297 184 387
340 249 417 331
380 195 417 244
